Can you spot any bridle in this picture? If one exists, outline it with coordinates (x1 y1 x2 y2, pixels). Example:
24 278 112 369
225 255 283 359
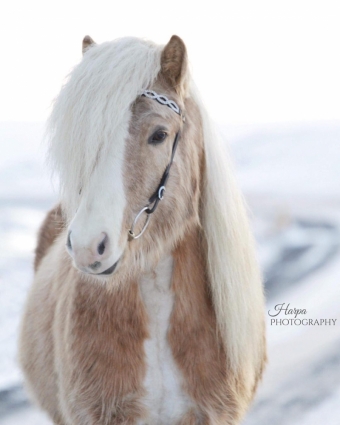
128 90 185 241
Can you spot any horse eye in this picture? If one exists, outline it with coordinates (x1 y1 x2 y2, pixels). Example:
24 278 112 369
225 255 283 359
149 130 168 144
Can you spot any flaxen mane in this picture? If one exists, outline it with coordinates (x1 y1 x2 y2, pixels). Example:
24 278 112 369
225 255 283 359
48 38 162 217
193 86 266 391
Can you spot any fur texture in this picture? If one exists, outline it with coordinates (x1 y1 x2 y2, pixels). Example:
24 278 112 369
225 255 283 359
34 204 64 271
139 254 192 423
19 35 266 425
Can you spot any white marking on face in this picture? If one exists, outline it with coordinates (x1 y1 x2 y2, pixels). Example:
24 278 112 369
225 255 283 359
139 255 192 423
67 138 127 275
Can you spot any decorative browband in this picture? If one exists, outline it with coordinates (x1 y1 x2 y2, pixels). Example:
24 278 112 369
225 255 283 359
141 90 182 116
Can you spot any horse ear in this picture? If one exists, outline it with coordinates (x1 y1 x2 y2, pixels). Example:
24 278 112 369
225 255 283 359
161 35 188 96
82 35 96 55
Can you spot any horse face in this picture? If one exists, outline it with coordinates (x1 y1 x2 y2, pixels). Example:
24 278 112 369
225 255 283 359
64 36 201 278
67 87 178 276
67 88 193 277
66 126 127 276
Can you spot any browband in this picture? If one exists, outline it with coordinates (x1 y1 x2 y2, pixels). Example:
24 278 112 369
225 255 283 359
141 90 185 121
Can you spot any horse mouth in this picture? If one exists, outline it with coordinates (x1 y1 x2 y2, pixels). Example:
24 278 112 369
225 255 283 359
94 260 119 276
99 260 119 275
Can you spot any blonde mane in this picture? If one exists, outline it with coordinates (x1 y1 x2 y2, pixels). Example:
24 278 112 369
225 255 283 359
191 85 265 393
47 38 163 217
47 37 265 395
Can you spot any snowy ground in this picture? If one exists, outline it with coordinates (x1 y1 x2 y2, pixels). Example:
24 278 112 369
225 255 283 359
0 121 339 424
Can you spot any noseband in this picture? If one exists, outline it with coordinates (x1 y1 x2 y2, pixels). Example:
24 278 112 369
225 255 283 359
128 90 185 241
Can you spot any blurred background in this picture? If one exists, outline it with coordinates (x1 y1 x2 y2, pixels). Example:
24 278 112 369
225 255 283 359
0 1 339 424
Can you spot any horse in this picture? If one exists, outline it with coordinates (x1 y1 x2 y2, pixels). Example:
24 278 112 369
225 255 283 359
19 35 266 425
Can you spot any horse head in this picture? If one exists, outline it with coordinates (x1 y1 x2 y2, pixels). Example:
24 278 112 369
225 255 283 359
49 35 202 277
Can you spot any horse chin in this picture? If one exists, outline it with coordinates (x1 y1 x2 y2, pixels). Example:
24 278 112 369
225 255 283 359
94 259 120 276
99 260 119 276
74 257 121 279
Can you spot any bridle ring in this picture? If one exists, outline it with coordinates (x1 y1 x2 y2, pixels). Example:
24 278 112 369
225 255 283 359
128 206 151 240
158 186 165 200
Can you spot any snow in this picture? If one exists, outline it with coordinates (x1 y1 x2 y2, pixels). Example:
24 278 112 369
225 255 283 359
0 120 340 424
222 121 340 200
0 407 51 425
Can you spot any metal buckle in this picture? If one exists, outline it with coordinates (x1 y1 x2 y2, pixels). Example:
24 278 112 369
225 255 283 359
158 186 165 200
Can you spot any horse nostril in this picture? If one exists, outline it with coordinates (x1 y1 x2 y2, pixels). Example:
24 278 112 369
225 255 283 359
97 234 107 256
67 231 72 251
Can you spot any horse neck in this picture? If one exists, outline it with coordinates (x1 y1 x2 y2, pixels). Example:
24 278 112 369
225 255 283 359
139 223 205 293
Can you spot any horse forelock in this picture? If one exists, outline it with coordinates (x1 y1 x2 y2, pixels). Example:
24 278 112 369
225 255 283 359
47 37 163 217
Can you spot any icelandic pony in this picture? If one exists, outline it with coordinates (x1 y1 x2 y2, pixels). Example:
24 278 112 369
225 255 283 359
19 35 266 425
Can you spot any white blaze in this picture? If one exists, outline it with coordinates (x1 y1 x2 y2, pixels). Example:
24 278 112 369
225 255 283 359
68 139 126 273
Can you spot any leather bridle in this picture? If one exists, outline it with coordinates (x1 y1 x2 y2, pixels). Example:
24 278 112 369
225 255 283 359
128 90 185 241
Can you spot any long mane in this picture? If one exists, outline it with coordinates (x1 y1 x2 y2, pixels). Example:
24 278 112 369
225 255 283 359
191 84 266 395
47 38 162 217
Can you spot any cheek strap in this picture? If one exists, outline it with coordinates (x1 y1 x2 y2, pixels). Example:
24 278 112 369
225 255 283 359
128 89 185 241
127 131 181 241
145 131 180 214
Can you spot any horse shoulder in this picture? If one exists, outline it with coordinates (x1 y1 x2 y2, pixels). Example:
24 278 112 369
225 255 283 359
34 204 65 272
170 228 245 422
19 231 69 424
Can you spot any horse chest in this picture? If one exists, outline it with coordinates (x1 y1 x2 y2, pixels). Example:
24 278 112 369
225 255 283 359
139 255 191 424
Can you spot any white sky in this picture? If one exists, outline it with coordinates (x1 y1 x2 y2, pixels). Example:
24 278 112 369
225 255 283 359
1 0 339 125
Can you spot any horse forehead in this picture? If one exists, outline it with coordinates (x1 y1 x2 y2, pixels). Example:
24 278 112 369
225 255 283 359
131 97 180 125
